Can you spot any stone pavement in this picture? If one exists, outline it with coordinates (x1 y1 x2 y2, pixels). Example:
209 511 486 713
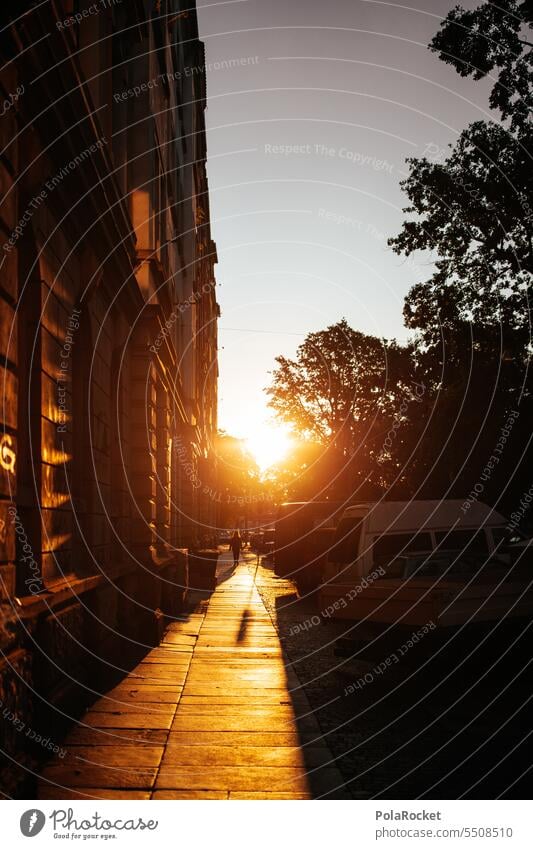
38 553 349 800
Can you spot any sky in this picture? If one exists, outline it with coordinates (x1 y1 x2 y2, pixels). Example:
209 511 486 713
196 0 493 445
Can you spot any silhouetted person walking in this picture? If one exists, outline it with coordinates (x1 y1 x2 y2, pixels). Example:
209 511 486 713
229 530 243 566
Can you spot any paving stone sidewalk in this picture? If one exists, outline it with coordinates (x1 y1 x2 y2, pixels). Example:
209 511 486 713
38 553 349 800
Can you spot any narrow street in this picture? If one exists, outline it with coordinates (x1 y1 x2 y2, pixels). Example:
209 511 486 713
37 552 349 800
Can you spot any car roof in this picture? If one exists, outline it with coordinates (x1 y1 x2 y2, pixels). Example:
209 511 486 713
341 500 506 532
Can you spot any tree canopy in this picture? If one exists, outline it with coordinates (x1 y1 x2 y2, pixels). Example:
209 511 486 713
266 1 533 518
430 0 532 131
266 319 412 451
390 0 532 362
390 120 532 360
266 320 423 497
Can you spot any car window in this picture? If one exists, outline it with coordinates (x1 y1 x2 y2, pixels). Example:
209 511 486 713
491 527 525 546
434 529 488 554
330 517 363 563
372 532 433 565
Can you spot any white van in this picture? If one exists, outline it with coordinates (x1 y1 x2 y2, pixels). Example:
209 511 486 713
318 500 532 627
324 500 509 581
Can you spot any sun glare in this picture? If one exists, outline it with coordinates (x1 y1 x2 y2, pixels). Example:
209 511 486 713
245 423 293 472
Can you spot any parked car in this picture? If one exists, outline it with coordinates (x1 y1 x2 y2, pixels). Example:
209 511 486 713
318 499 533 629
251 528 275 555
261 528 276 558
250 531 263 551
502 531 533 554
217 530 232 545
274 501 343 578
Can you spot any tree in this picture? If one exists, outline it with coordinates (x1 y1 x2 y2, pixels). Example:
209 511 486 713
387 0 533 510
265 439 347 502
267 319 408 448
391 1 532 357
390 0 533 359
390 121 532 356
265 3 533 511
430 1 532 131
267 320 419 495
215 433 266 527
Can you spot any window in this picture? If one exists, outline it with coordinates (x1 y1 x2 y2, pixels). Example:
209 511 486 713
330 517 363 564
373 532 432 565
491 527 525 547
434 529 488 555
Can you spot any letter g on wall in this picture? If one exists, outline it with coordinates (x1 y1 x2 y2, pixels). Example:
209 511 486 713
0 434 16 474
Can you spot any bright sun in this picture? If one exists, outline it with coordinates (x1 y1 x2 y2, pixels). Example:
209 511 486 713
245 423 293 472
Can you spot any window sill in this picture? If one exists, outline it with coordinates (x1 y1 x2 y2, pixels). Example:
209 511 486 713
14 564 129 618
14 551 189 618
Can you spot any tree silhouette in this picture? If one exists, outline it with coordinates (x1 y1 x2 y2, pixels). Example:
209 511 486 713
387 0 533 511
267 320 419 496
266 3 532 514
391 1 532 357
430 1 532 131
390 121 532 359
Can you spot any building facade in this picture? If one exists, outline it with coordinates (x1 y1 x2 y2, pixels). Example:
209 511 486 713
0 0 218 794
